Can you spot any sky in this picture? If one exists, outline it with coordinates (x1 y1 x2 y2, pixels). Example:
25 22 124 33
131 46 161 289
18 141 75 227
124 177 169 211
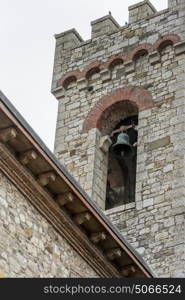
0 0 168 151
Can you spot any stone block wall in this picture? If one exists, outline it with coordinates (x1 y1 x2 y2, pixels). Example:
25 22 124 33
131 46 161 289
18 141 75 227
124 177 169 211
128 0 157 23
0 170 98 278
52 0 185 277
169 0 185 9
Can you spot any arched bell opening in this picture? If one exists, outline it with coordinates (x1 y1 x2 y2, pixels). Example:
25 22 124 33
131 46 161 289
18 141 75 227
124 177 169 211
83 87 154 210
103 105 138 210
97 100 138 136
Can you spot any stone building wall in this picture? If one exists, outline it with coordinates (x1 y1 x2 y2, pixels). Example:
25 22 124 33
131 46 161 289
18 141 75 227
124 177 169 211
0 170 98 278
52 0 185 277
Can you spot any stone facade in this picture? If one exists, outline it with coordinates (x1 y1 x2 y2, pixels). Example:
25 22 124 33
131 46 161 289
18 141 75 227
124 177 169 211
51 0 185 277
0 170 98 278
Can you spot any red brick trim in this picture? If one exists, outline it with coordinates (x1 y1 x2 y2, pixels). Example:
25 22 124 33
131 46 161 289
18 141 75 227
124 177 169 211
106 55 124 70
130 44 152 61
154 34 180 51
57 71 80 88
82 61 102 79
83 87 154 132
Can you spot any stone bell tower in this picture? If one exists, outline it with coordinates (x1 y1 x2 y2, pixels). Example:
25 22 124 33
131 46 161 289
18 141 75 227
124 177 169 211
51 0 185 277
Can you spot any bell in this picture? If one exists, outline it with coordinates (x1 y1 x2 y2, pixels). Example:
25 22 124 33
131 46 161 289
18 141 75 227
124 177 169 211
111 132 133 157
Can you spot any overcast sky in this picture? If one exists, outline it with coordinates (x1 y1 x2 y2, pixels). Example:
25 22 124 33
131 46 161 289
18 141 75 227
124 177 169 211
0 0 168 151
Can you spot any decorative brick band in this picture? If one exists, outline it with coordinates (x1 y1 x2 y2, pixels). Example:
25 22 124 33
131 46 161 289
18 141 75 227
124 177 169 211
83 86 154 132
57 34 181 89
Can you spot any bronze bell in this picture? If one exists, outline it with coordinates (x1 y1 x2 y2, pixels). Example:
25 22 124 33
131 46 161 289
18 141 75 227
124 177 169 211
111 132 133 157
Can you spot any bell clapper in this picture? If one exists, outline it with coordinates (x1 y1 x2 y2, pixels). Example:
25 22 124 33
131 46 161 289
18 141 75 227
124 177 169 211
121 151 125 158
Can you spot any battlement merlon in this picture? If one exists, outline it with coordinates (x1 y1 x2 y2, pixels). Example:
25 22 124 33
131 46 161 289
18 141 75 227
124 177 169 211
168 0 185 9
128 0 157 23
55 29 84 50
91 15 120 38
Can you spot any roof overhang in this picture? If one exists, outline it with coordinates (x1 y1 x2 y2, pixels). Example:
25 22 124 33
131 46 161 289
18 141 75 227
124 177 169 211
0 90 155 278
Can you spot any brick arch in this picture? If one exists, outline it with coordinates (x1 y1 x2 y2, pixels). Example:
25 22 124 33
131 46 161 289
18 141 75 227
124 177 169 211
82 61 102 79
106 55 124 70
154 34 180 51
97 100 138 135
86 67 101 79
130 44 152 61
83 87 154 132
57 71 80 88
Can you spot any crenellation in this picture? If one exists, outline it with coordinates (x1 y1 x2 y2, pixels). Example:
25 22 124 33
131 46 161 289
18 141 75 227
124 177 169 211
52 5 185 91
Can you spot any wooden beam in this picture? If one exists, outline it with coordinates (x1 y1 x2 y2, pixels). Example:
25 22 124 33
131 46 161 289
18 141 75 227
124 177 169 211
0 101 152 278
0 127 17 143
73 212 91 225
56 192 75 206
37 172 56 186
106 248 122 261
121 264 136 277
19 150 38 165
90 232 107 244
0 142 120 278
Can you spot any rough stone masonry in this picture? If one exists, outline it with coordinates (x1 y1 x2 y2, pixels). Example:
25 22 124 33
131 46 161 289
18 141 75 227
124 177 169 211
0 170 98 278
52 0 185 277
